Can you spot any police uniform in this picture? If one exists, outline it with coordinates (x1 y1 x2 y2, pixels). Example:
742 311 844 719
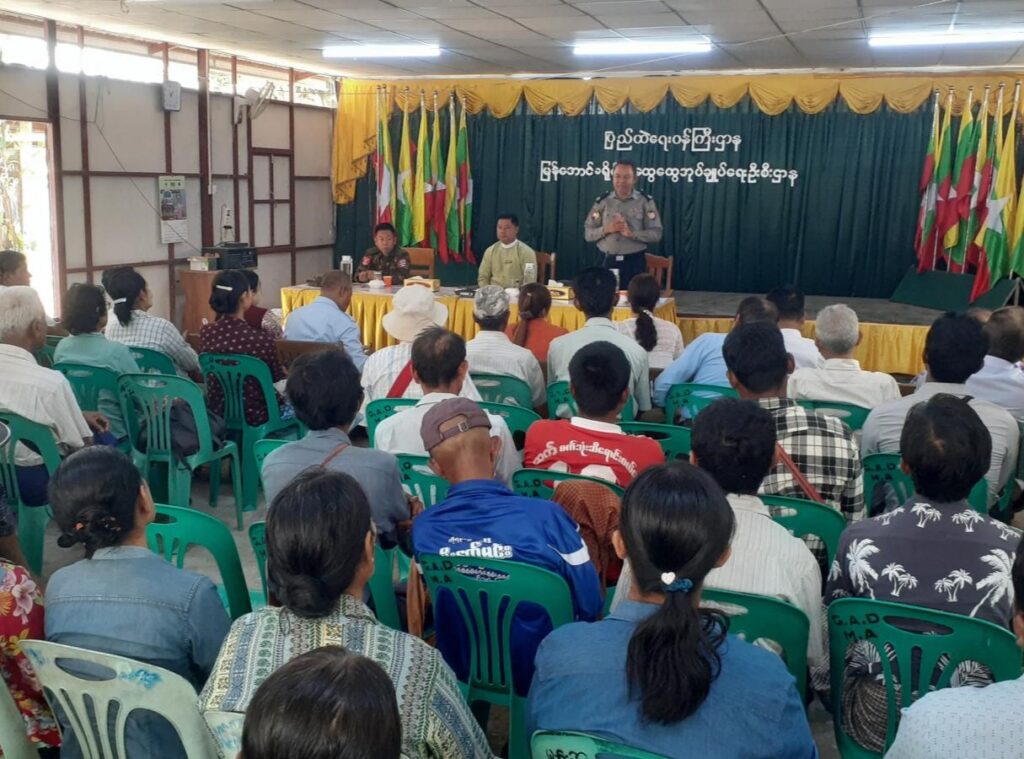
355 246 412 284
583 190 663 288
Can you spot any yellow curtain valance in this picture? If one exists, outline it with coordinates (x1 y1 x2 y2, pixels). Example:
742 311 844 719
332 72 1024 204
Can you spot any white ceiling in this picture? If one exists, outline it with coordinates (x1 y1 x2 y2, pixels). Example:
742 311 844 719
1 0 1024 77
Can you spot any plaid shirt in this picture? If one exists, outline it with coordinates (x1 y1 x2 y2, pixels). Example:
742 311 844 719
106 309 200 375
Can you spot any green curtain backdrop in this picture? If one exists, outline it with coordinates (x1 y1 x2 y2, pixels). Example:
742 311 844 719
336 97 931 297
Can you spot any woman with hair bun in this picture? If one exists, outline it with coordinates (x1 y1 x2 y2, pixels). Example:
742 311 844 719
616 273 683 370
506 281 567 364
44 447 230 759
527 461 816 758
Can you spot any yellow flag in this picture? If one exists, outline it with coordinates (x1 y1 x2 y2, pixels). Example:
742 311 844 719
412 98 428 245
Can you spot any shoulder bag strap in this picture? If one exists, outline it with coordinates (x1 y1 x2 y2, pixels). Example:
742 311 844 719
775 442 826 504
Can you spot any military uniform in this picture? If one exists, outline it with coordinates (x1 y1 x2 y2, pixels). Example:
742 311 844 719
583 190 663 288
355 246 412 284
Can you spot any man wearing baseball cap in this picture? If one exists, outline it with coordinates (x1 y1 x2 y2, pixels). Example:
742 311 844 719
412 397 602 696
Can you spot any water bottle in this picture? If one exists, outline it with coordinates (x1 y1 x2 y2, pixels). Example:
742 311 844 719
523 262 537 283
340 256 353 276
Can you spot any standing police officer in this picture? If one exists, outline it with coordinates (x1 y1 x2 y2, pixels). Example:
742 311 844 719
583 160 663 288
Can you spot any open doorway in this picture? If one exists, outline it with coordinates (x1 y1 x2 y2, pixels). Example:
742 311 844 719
0 119 55 314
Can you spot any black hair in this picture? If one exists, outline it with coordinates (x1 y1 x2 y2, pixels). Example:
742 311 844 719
765 285 805 321
104 268 146 327
62 283 107 335
266 468 372 618
49 447 142 556
692 398 777 495
573 267 617 319
511 283 551 347
241 647 402 759
735 296 778 325
99 266 130 292
569 341 630 417
613 160 637 175
982 307 1024 364
901 394 991 502
373 222 397 236
411 326 465 389
722 322 788 394
240 269 260 292
0 250 26 279
209 269 250 319
286 348 361 430
496 212 519 227
924 312 988 383
476 311 510 332
621 462 734 724
627 273 661 352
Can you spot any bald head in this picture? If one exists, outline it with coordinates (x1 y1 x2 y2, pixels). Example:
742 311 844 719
984 307 1024 364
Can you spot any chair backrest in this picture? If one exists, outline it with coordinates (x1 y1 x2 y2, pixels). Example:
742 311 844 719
145 503 252 620
0 411 62 508
419 554 575 702
199 353 281 431
471 372 535 409
203 710 244 759
478 401 541 450
862 452 988 518
21 640 219 759
128 347 178 376
512 468 625 500
118 373 217 464
796 399 872 431
702 588 810 696
369 544 403 631
534 251 556 283
531 731 667 759
0 674 38 759
761 494 847 567
406 246 436 278
274 339 331 370
54 362 120 413
644 253 673 296
827 597 1021 756
254 438 288 494
664 383 737 424
618 421 691 461
396 454 449 508
546 381 635 422
365 398 418 446
249 521 268 604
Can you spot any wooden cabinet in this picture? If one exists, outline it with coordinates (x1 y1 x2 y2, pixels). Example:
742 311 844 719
177 268 218 335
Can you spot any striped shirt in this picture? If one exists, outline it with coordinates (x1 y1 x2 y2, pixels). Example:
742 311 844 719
466 330 546 407
106 309 200 375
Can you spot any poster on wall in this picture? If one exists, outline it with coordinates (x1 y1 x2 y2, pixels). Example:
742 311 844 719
158 175 188 244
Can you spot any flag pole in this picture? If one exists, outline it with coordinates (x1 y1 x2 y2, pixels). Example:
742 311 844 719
933 87 954 273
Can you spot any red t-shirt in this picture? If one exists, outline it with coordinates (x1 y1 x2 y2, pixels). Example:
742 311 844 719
523 418 665 488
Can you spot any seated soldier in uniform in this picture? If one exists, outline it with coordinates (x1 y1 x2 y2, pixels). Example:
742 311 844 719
356 223 412 285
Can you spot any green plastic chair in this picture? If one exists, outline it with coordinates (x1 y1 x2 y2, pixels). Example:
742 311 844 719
863 452 992 518
129 346 178 375
479 401 541 450
531 731 668 759
21 640 219 759
419 554 576 759
37 334 62 366
663 383 737 424
471 372 535 409
53 362 130 450
0 675 38 759
546 381 635 421
200 353 304 513
254 438 287 496
761 494 847 567
365 398 418 446
0 411 60 575
118 373 244 528
511 468 625 500
396 453 449 508
619 421 692 461
204 710 244 759
249 521 268 603
145 503 253 620
796 399 872 431
827 598 1022 757
703 588 810 696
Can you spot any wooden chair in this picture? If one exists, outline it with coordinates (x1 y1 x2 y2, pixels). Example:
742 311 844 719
275 339 330 369
406 247 436 279
645 253 673 296
535 251 556 283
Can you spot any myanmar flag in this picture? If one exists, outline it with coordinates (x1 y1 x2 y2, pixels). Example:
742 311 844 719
945 94 977 258
431 104 449 262
396 104 414 246
915 96 941 272
444 100 461 262
412 100 429 246
971 111 1017 301
375 93 396 225
932 95 955 265
1011 165 1024 277
959 97 990 268
457 102 474 264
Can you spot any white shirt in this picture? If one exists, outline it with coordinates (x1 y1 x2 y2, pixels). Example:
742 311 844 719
781 328 824 370
105 309 200 375
885 674 1024 759
359 342 481 420
0 344 92 465
615 315 685 370
787 357 902 409
282 296 366 371
372 392 521 485
966 355 1024 421
465 330 546 407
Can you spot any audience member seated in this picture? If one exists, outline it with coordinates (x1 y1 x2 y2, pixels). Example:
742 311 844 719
548 267 651 416
477 212 537 289
47 447 230 759
374 327 519 484
506 282 567 364
199 468 492 759
527 462 817 758
819 394 1020 754
524 341 664 488
616 273 684 370
413 397 602 695
262 348 409 545
240 269 283 339
466 285 545 408
282 270 366 370
200 269 287 427
104 268 200 377
0 287 110 506
724 322 863 525
965 305 1024 420
788 303 901 408
356 222 411 285
53 283 139 441
653 295 777 409
0 250 58 331
886 548 1024 759
862 312 1018 507
766 285 823 370
239 647 403 759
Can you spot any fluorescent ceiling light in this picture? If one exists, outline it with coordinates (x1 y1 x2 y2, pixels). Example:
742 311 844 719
323 44 440 59
574 39 711 56
869 30 1024 47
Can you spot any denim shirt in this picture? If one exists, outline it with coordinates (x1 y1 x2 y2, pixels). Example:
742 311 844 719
44 545 231 759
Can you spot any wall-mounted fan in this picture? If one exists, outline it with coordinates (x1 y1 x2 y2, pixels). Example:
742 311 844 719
233 81 274 123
